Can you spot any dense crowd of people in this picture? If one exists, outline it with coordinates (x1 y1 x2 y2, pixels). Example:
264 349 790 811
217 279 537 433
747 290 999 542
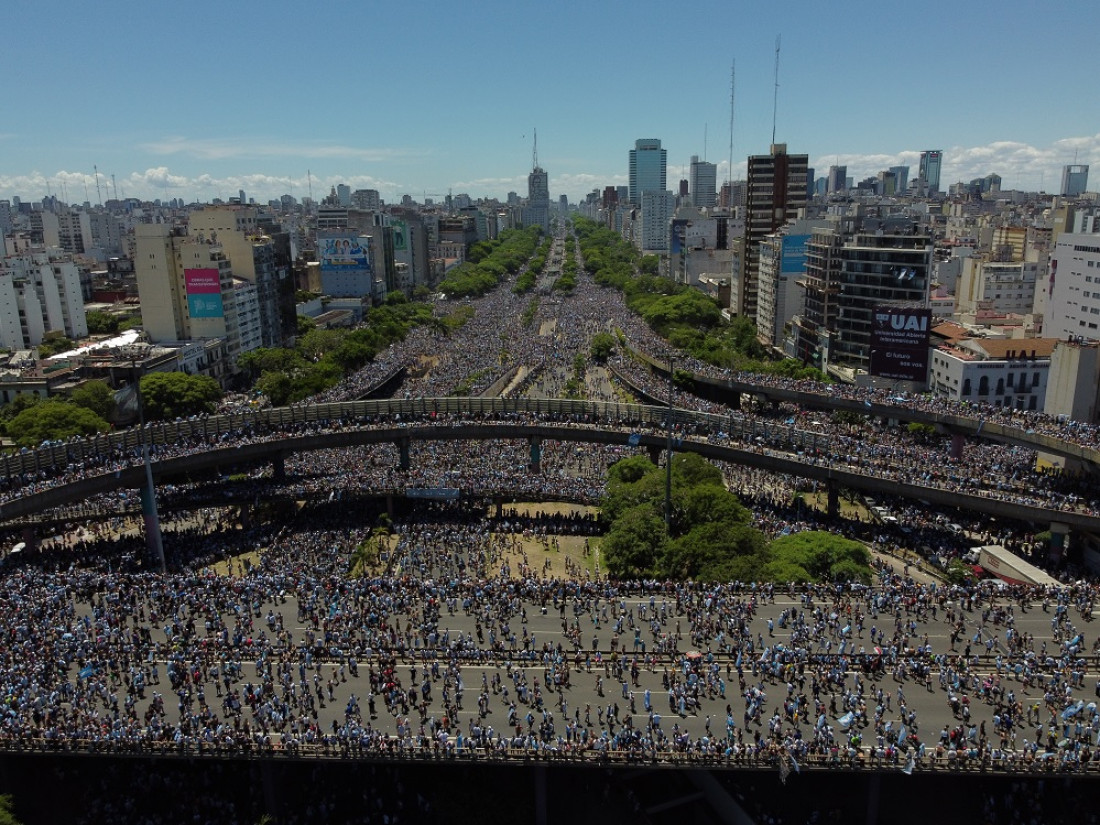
1 230 1099 788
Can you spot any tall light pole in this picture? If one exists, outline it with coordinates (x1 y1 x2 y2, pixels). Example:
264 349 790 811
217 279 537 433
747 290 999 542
132 360 165 574
665 355 674 532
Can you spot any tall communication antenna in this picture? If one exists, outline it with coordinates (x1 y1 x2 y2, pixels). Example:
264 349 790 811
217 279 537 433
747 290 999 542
307 169 313 202
727 60 735 187
532 127 538 169
111 174 118 202
93 165 103 205
771 35 781 146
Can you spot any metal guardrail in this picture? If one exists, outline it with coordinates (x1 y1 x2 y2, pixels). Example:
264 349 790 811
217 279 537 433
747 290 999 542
0 737 1093 775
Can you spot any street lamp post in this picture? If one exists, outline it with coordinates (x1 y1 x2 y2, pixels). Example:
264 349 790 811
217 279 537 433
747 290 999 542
665 355 674 532
132 360 166 574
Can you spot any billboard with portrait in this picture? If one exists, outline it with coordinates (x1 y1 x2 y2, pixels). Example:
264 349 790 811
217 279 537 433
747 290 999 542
869 306 932 381
184 268 224 318
318 232 373 297
319 234 371 274
391 220 408 252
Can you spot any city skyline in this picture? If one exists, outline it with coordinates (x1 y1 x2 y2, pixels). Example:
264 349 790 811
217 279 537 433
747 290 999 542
2 0 1098 204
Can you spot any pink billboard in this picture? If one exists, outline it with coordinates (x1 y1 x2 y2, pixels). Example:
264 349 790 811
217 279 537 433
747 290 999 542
184 268 221 294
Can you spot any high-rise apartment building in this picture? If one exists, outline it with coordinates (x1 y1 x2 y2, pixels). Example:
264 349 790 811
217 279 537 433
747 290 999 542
188 206 296 347
735 144 808 321
351 189 381 210
640 191 676 252
919 151 943 193
0 251 88 349
1048 231 1100 341
792 213 932 372
688 156 717 208
1062 165 1090 198
826 165 847 195
628 139 667 205
889 166 910 193
134 223 253 375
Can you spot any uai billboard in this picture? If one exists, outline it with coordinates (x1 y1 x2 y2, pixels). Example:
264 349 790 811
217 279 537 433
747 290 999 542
869 306 932 381
184 268 224 318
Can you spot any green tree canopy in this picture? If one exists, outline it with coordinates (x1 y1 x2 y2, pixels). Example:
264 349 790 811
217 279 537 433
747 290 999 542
768 531 873 585
4 399 109 447
589 331 617 362
601 453 765 581
139 372 223 420
85 310 121 335
601 505 667 578
69 379 114 420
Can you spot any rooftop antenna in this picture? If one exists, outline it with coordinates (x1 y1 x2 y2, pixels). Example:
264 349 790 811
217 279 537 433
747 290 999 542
307 169 313 202
727 59 735 187
771 35 781 146
94 165 103 205
112 174 118 201
532 127 538 170
704 123 708 163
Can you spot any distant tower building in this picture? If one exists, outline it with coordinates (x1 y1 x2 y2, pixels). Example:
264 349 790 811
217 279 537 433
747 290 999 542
336 184 352 207
735 143 808 321
919 151 943 193
524 133 551 232
628 139 667 205
689 155 718 208
1062 164 1090 197
827 165 847 195
890 166 910 192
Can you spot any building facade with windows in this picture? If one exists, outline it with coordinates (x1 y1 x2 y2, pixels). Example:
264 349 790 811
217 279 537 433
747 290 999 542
1047 231 1100 341
928 337 1056 411
628 139 667 205
735 144 809 321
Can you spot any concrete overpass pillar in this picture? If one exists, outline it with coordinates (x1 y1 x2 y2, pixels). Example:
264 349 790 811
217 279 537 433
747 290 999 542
387 495 395 519
647 444 662 465
949 432 966 461
529 437 542 474
1049 521 1070 564
493 497 504 518
271 451 286 481
20 526 36 552
827 480 840 518
726 388 741 410
396 437 410 471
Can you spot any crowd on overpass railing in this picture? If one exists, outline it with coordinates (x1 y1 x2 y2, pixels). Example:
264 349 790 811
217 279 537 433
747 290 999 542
3 398 1098 526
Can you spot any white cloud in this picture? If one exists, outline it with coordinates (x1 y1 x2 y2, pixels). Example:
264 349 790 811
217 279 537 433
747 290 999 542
2 135 1097 204
810 134 1100 190
138 136 420 163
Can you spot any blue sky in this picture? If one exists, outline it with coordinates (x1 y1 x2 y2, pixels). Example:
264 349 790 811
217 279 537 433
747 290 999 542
2 0 1097 204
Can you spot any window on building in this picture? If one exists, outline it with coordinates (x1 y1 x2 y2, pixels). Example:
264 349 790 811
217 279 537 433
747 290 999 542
962 378 971 396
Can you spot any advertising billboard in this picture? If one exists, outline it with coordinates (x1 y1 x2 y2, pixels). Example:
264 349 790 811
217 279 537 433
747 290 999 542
869 306 932 381
391 220 408 252
780 234 809 274
184 268 224 318
318 232 373 298
319 233 371 274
